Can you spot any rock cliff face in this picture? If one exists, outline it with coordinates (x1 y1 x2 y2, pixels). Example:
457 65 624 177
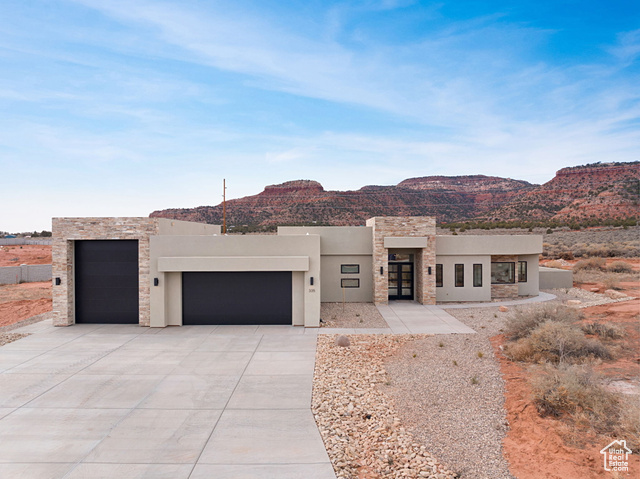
482 162 639 222
149 162 639 226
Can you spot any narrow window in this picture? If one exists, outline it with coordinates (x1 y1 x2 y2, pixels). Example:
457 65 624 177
341 278 360 288
491 263 515 284
435 264 443 287
473 264 482 287
518 261 528 282
341 264 359 274
455 264 464 287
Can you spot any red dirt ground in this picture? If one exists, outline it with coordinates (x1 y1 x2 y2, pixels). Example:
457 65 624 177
0 244 51 267
493 267 640 478
0 281 52 328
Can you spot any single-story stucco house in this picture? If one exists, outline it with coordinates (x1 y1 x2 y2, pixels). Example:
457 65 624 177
52 216 545 328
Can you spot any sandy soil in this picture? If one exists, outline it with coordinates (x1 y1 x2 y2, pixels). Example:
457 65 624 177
495 275 640 478
0 244 51 267
0 281 52 328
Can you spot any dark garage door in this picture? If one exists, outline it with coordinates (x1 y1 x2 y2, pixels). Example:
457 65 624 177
182 272 292 325
75 240 139 324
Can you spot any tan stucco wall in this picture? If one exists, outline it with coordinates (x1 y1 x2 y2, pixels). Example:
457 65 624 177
436 235 543 256
518 254 539 296
278 226 372 255
157 219 221 236
149 234 321 327
279 225 373 303
318 255 373 302
539 267 573 289
435 255 491 302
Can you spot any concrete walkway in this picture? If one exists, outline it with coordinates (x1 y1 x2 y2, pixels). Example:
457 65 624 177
376 301 476 334
0 320 335 479
441 291 557 309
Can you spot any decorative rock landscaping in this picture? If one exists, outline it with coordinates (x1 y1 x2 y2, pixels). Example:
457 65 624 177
312 334 458 479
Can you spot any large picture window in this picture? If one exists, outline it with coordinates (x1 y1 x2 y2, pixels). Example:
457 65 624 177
518 261 528 283
473 264 482 287
435 264 443 287
491 262 515 284
455 264 464 287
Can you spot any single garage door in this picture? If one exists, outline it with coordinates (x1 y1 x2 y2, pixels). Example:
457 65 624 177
75 240 139 324
182 271 292 325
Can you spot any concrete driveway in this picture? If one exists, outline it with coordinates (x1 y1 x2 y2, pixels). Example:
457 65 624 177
0 321 336 479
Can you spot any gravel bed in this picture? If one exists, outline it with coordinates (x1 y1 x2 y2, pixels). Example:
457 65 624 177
383 307 514 479
0 311 51 347
313 334 457 479
0 311 52 333
320 303 389 328
0 332 29 347
545 287 636 308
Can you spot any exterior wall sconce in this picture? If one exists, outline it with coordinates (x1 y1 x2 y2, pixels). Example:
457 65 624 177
428 267 432 275
380 266 383 275
55 277 61 285
153 278 159 286
310 277 314 285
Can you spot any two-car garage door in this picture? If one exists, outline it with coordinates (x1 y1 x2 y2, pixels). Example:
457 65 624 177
182 272 292 325
74 240 291 325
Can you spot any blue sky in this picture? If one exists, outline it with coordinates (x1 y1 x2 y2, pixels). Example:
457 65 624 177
1 0 639 231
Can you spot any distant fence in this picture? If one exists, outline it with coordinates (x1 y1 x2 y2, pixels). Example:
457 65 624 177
0 238 52 246
0 264 52 285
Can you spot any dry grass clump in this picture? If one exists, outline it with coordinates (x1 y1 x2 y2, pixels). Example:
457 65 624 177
573 257 607 271
602 274 621 291
607 260 634 273
506 321 611 364
531 364 640 452
581 322 625 339
504 304 582 341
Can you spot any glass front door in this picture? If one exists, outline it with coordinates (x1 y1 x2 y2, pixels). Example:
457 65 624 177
388 263 413 300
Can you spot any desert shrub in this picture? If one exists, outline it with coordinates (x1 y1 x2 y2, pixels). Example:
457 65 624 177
505 321 611 364
558 251 574 261
581 322 625 339
607 261 634 274
573 257 606 271
531 364 640 452
602 274 621 291
504 304 583 341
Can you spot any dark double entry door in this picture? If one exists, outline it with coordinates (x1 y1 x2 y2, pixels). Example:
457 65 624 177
388 263 413 300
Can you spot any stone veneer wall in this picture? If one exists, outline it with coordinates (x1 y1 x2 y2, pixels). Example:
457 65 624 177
366 217 436 305
490 254 519 299
52 218 160 327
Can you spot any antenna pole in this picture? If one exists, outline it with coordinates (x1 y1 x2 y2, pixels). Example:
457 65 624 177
223 179 227 234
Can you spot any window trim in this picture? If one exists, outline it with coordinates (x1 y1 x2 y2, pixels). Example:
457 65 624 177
473 264 483 287
340 264 360 274
435 264 443 287
518 261 528 283
455 264 464 287
341 278 360 288
491 262 516 284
